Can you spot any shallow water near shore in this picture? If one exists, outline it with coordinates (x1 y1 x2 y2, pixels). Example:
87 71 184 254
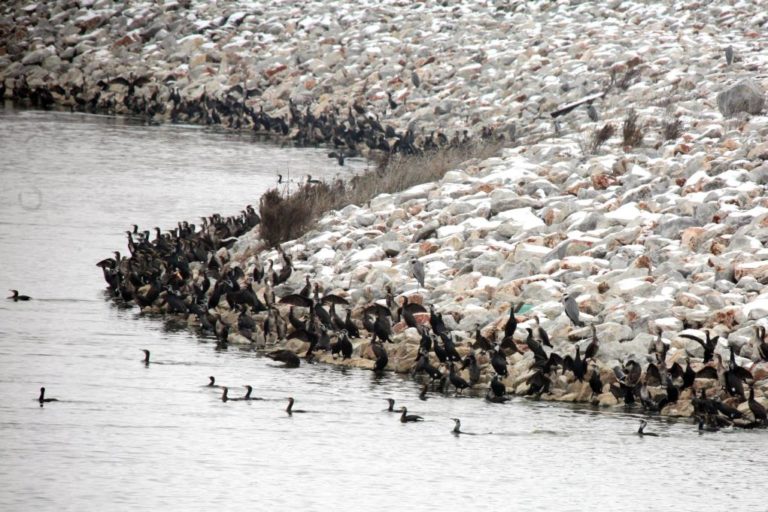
0 108 764 512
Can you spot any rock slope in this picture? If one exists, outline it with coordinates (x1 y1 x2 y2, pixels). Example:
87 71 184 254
7 0 768 421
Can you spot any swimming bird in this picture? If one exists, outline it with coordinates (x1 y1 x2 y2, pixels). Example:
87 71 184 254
206 376 223 388
385 398 403 412
563 293 584 327
221 387 231 402
451 418 463 435
400 407 423 423
240 385 261 401
141 349 150 365
286 397 307 415
38 387 58 406
410 258 426 289
637 420 658 437
306 174 321 185
7 289 31 301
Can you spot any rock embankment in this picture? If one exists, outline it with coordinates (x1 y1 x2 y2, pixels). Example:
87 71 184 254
3 1 766 149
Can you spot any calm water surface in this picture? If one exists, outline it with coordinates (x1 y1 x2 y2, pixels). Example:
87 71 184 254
0 109 764 511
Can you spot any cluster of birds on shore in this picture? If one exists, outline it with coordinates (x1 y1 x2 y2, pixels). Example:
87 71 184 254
5 74 503 165
77 201 768 435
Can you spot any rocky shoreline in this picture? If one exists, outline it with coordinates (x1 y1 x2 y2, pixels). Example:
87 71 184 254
7 0 768 426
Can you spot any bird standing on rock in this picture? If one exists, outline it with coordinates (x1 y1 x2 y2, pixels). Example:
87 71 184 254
410 258 426 289
586 102 599 122
563 293 584 327
724 45 734 65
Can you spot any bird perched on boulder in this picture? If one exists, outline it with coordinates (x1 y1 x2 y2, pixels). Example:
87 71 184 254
586 102 599 122
410 258 426 289
563 293 584 327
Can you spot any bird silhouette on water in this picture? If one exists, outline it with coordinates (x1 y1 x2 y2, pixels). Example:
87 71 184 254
38 387 58 407
286 397 308 415
8 289 31 301
385 398 403 412
400 407 423 423
636 420 658 437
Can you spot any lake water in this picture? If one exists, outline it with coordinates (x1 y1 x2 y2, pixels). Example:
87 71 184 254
0 108 764 511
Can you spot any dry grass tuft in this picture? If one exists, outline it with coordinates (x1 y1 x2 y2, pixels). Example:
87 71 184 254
622 109 644 148
661 118 683 141
589 123 615 154
258 142 501 247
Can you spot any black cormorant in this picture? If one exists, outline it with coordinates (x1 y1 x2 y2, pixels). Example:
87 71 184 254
400 407 423 423
286 397 308 415
8 290 31 301
637 419 658 437
38 387 58 406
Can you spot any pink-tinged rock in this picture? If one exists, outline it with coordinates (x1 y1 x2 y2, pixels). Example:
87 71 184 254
734 261 768 282
265 63 287 78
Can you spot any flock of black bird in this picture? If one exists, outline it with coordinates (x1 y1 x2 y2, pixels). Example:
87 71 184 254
6 73 505 164
38 199 754 436
8 198 768 435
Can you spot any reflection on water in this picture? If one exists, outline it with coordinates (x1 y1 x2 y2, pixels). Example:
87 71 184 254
0 108 765 512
